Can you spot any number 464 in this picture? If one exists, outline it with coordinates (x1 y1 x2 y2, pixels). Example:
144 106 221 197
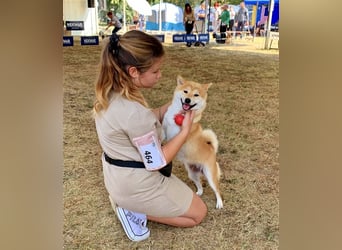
144 151 153 164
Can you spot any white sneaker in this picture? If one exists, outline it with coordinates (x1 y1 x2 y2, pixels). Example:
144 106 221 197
116 207 150 241
108 196 150 242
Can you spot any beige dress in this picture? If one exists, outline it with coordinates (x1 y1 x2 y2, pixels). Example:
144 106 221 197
95 92 193 217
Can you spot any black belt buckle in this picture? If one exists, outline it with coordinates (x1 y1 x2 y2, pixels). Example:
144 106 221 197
159 162 173 177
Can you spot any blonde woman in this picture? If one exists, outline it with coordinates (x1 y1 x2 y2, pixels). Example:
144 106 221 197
93 30 207 242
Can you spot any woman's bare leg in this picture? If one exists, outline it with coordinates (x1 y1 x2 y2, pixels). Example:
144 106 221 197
147 193 207 227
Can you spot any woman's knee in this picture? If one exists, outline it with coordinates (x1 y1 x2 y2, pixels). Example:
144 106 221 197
187 194 207 226
196 197 208 224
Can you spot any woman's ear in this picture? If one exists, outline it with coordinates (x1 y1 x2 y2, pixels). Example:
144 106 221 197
128 66 139 78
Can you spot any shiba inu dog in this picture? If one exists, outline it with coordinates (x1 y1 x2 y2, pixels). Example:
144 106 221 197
162 76 223 209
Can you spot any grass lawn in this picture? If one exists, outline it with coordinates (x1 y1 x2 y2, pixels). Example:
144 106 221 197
63 35 279 249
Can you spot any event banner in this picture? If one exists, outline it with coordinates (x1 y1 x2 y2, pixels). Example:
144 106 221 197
80 36 99 45
63 36 74 46
154 35 165 43
198 34 209 42
173 34 196 43
65 21 84 30
172 34 209 43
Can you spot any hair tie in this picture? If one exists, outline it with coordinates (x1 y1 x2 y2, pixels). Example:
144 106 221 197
109 33 120 56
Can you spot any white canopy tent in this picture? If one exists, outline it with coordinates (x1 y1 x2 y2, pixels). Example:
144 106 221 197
123 0 153 32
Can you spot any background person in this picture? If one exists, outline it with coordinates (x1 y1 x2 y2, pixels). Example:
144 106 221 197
133 11 139 29
219 4 230 33
138 14 145 31
105 11 122 34
183 3 196 47
234 1 249 38
212 2 221 34
195 0 207 34
228 5 236 32
93 30 207 242
196 0 206 21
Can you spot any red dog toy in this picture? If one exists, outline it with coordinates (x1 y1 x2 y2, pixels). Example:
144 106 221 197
174 114 185 126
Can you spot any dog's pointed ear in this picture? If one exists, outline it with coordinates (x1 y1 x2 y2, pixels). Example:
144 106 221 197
177 75 185 85
204 83 213 91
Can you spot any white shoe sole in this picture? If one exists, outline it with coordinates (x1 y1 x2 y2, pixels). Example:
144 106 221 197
109 196 150 242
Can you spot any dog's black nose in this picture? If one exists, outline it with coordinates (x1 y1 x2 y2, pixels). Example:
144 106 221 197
185 98 191 104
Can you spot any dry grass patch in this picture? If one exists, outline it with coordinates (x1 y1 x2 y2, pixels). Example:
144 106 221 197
64 39 279 249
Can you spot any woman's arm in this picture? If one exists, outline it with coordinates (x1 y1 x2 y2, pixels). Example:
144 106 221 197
161 110 194 163
151 101 171 123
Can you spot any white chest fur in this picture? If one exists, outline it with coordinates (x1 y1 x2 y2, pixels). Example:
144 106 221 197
162 103 181 141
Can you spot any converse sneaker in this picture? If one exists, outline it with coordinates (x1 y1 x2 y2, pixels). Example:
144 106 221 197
108 196 150 241
115 207 150 241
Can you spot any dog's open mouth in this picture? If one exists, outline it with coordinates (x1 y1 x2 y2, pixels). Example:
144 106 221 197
181 99 197 111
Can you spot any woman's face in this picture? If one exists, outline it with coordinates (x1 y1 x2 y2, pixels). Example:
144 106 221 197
134 57 163 88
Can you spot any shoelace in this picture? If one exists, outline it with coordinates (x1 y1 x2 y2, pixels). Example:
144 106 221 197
140 218 147 228
126 210 148 229
135 214 148 229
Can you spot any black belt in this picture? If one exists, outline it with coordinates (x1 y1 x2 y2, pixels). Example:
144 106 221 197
103 152 173 177
104 152 145 168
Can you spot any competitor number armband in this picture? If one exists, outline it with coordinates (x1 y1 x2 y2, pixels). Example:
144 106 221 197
132 130 167 171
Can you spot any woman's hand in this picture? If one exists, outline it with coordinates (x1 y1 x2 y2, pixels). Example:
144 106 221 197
180 110 195 134
161 110 194 163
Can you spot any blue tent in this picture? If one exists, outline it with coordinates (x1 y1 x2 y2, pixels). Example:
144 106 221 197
244 0 279 25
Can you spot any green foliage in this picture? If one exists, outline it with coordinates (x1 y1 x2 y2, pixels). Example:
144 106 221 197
229 0 244 5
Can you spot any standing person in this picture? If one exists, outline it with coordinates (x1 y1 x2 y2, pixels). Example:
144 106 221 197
133 11 139 29
228 5 236 32
219 4 230 33
93 30 207 242
195 0 207 33
196 0 206 21
183 3 195 47
138 14 145 31
212 2 221 34
105 11 122 34
234 1 249 38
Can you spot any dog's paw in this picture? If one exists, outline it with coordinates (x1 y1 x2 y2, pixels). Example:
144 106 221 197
216 199 223 209
196 189 203 196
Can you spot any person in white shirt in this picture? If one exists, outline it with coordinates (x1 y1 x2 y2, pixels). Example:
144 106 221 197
212 2 221 33
228 5 236 31
105 11 122 34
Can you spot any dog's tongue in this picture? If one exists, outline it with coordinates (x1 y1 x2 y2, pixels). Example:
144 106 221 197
182 103 191 111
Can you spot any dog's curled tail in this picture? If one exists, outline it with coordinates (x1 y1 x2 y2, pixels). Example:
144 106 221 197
202 129 219 153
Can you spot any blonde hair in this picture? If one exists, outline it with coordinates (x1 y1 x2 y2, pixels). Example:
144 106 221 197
93 30 165 113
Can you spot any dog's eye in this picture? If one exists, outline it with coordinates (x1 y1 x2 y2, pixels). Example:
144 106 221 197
194 94 199 97
184 90 188 94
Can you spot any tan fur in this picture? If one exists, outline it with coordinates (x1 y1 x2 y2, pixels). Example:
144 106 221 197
163 76 223 209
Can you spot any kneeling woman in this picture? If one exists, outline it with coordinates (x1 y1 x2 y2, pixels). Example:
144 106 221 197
93 30 207 242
